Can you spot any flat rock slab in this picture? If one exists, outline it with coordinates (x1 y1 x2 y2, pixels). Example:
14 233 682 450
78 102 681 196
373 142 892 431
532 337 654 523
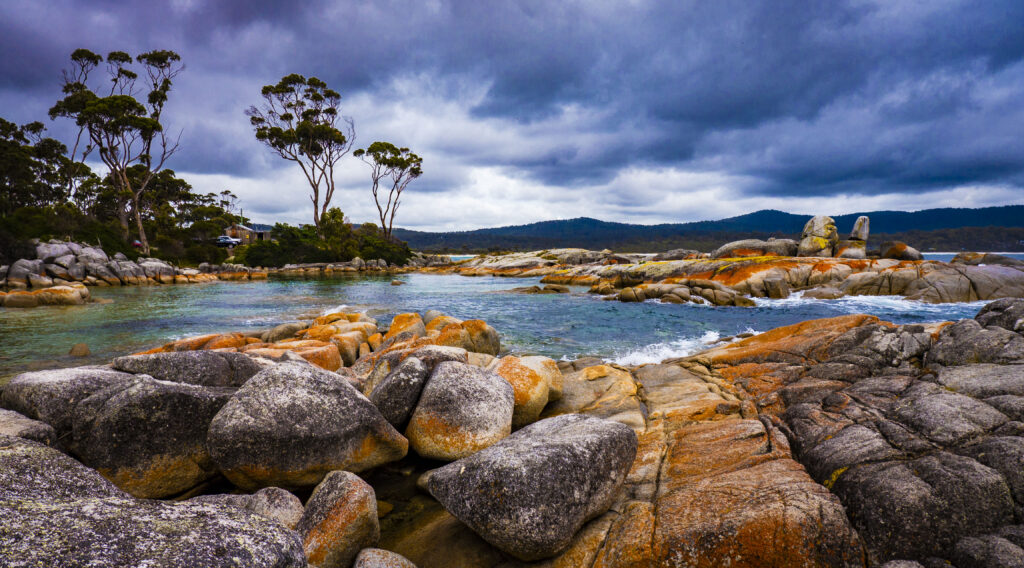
111 350 263 387
425 414 637 561
936 364 1024 398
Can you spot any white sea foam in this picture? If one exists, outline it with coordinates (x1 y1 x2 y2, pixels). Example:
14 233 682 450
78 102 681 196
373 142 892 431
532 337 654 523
752 292 988 318
610 330 722 366
322 304 350 315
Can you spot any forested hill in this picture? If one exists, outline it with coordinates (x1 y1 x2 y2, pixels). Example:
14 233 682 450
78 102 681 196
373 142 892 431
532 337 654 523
393 205 1024 252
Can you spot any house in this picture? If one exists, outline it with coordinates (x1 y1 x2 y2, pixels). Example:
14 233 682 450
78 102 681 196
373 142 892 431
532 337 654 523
225 223 273 244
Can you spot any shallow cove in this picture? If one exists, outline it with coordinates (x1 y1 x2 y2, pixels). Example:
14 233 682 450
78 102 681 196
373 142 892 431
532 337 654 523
0 272 991 379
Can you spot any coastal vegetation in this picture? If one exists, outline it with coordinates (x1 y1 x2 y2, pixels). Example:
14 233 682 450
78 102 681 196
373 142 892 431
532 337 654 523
1 52 422 268
232 210 412 267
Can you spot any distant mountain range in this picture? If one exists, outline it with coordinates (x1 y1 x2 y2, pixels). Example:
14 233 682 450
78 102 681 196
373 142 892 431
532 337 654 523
393 205 1024 252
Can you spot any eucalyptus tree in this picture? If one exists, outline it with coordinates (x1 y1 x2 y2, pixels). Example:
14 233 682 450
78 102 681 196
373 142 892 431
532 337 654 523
246 74 355 237
353 141 423 240
0 118 71 217
49 48 184 253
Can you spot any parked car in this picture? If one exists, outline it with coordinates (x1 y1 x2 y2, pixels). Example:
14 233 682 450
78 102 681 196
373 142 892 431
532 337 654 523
215 235 241 247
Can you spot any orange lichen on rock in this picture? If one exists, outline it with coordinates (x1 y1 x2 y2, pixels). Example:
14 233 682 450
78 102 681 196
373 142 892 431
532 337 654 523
203 333 248 350
294 344 342 371
384 313 426 341
701 314 882 366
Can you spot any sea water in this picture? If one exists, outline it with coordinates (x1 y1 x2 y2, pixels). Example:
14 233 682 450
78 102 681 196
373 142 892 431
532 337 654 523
0 272 999 379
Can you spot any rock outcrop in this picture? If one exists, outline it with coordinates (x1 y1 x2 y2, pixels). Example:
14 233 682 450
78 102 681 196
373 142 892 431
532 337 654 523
111 350 263 387
798 215 839 257
71 375 234 498
701 300 1024 565
711 238 798 259
189 486 305 530
0 240 270 298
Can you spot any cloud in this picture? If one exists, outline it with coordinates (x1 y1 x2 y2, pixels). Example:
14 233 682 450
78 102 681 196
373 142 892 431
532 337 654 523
1 0 1023 230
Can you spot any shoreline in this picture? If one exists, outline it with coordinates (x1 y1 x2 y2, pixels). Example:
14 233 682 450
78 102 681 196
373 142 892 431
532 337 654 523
3 299 1023 566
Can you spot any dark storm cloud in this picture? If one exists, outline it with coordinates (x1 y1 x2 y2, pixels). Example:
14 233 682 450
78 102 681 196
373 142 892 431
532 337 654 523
2 0 1023 225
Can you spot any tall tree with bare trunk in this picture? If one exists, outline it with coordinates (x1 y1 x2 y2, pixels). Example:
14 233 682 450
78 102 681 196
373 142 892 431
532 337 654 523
246 74 354 238
354 141 423 241
49 49 183 254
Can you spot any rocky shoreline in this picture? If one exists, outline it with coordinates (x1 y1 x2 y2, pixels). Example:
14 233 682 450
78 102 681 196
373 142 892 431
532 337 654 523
427 249 1024 305
0 241 451 308
2 299 1023 566
422 215 1024 306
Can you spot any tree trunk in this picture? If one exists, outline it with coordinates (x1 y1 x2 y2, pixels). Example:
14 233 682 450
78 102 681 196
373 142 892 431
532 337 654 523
131 195 150 255
116 206 130 243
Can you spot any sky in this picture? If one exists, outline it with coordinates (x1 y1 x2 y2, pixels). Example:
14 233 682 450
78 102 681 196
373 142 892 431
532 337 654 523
2 0 1024 231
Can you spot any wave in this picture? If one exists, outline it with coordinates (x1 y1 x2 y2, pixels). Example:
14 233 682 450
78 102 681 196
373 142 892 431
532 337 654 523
610 330 723 366
752 292 988 318
322 304 350 316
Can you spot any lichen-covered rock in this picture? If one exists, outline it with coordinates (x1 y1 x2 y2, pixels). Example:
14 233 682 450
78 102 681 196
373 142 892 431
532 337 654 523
72 375 235 498
0 366 133 437
406 361 514 460
881 241 923 261
976 298 1024 332
927 319 1024 366
461 320 501 356
833 452 1014 562
0 435 307 568
835 239 867 259
208 361 408 490
265 321 308 343
798 215 839 257
353 548 418 568
0 408 56 445
369 357 430 430
111 350 263 387
190 486 305 529
491 355 562 428
385 313 427 343
850 216 870 241
424 414 637 561
710 238 798 259
297 470 379 568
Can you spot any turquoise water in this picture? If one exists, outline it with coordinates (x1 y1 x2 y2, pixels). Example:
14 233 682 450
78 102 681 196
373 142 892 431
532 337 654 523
0 273 995 379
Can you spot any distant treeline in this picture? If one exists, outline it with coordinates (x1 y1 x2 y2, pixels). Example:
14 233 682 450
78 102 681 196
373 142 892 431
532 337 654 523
393 206 1024 253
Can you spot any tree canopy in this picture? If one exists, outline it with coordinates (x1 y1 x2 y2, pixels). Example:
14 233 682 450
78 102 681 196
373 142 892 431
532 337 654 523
246 74 355 237
48 48 184 254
